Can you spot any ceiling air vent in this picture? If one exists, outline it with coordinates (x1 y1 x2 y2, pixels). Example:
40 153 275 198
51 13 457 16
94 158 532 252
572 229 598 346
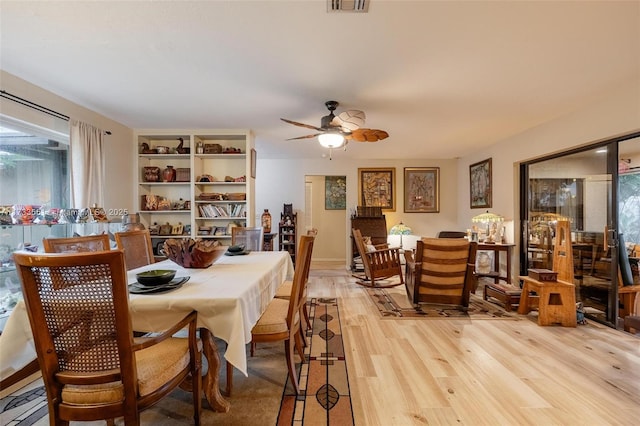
328 0 369 13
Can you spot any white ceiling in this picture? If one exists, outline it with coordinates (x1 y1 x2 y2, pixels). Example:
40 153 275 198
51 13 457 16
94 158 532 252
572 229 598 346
1 1 638 160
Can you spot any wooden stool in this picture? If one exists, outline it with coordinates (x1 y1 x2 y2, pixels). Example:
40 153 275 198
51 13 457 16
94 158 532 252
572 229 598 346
518 276 577 327
483 283 521 312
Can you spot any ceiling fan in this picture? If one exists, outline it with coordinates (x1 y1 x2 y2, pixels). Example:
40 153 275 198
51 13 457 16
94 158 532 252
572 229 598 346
281 101 389 155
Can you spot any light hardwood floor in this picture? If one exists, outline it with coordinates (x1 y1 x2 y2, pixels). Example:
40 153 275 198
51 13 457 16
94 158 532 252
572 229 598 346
308 261 640 425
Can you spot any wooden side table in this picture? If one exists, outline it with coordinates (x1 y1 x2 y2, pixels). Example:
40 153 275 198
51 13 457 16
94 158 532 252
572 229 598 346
477 243 514 284
518 275 577 327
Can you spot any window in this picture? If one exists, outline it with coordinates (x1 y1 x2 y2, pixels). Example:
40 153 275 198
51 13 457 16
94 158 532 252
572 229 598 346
0 121 70 215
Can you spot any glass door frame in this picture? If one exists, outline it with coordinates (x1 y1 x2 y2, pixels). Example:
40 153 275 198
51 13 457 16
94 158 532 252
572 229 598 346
519 131 640 327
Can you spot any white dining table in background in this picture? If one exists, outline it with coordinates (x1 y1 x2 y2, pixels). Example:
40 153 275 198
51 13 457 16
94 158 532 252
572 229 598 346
0 250 294 412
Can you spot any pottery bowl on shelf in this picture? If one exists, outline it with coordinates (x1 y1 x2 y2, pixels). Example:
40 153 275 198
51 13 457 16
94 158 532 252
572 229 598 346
136 269 177 286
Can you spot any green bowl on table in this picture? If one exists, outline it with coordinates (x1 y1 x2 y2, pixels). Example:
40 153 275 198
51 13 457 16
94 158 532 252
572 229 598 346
136 269 177 286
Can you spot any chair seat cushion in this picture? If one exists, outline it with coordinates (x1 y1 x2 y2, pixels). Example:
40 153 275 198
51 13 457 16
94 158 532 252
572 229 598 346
61 337 192 404
274 280 292 299
252 298 290 335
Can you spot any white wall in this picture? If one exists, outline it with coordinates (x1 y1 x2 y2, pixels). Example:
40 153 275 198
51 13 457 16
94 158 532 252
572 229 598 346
255 158 459 266
457 78 640 278
0 71 134 217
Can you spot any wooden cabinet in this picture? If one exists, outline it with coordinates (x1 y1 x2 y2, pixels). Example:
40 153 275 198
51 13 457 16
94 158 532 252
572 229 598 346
279 207 297 263
135 130 254 252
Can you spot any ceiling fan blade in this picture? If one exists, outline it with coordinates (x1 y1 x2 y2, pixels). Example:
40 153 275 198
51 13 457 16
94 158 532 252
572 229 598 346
333 109 366 131
346 128 389 142
286 133 322 141
280 118 323 132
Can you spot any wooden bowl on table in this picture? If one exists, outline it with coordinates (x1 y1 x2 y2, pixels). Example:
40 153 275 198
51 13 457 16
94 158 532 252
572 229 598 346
163 238 226 268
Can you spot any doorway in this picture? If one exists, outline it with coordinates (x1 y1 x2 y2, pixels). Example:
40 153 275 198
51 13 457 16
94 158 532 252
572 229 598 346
520 133 640 327
304 175 347 262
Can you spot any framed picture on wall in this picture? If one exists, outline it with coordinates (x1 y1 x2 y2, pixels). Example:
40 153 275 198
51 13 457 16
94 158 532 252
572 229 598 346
358 167 396 211
325 176 346 210
404 167 440 213
469 158 492 208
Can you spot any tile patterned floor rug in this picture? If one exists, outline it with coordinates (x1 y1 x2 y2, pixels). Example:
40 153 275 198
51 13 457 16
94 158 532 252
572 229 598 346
277 297 355 426
365 287 521 320
0 298 354 425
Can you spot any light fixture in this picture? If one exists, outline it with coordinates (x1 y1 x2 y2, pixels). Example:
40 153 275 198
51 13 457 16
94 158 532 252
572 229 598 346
389 221 412 247
318 132 345 149
472 210 504 243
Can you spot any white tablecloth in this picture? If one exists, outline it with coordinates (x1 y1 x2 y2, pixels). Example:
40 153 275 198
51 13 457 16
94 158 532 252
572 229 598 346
0 251 293 380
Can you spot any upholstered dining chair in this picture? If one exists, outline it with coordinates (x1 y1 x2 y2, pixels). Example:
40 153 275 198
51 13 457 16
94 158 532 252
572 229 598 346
13 250 202 425
404 238 478 308
115 229 155 270
231 226 264 252
42 233 111 253
250 235 315 395
352 228 404 288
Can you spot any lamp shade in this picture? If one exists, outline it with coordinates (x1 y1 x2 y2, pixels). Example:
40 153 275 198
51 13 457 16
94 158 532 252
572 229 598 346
389 221 412 235
318 133 345 148
471 210 504 224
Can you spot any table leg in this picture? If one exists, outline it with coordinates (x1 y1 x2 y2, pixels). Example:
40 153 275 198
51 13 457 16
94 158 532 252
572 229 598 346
199 328 230 412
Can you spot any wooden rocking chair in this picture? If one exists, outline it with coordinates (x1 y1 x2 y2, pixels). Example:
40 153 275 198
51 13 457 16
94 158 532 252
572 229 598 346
352 228 404 288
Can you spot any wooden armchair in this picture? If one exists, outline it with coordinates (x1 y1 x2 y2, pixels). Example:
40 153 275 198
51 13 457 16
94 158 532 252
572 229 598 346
13 250 202 425
404 238 478 307
352 228 404 288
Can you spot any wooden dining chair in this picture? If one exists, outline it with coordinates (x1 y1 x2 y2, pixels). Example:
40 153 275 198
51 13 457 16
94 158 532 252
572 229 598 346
13 250 202 425
115 229 155 270
250 235 315 395
275 232 317 330
42 233 111 253
231 226 264 251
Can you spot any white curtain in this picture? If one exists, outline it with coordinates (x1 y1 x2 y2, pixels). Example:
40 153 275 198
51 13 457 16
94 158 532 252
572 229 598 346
69 119 105 208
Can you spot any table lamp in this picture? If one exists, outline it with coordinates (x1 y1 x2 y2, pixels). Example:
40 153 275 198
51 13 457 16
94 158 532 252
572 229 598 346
389 221 412 247
472 211 504 243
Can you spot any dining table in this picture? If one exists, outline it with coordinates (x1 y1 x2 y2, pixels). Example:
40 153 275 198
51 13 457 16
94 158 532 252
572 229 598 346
0 250 294 412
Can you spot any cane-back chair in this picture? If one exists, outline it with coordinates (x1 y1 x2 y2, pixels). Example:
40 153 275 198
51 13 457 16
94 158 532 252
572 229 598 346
231 226 264 252
404 238 478 307
115 229 155 270
13 250 202 425
43 234 111 253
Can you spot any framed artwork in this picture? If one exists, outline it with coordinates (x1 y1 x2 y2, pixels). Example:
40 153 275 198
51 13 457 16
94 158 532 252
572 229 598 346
250 148 257 179
325 175 346 210
469 158 492 208
358 167 395 211
404 167 440 213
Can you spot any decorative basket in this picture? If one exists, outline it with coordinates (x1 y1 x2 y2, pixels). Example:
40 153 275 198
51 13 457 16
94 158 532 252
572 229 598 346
176 168 190 182
226 193 246 201
204 143 222 154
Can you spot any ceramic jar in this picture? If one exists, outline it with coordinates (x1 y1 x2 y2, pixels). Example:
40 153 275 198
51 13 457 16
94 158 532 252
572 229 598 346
261 209 272 233
162 165 176 182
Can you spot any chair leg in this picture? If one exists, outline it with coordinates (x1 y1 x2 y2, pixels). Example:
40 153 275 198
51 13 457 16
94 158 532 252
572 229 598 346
302 303 312 330
284 339 300 395
225 361 233 396
193 361 202 425
294 330 305 361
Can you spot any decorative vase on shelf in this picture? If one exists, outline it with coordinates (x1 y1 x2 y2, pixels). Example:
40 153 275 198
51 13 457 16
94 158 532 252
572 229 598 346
162 165 176 182
261 209 272 233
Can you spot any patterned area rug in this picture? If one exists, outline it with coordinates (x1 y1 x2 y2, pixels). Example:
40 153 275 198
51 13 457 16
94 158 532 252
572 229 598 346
277 297 354 425
366 287 521 319
0 299 354 425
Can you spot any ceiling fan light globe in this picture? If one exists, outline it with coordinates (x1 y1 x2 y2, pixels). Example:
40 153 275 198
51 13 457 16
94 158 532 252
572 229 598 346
318 133 345 148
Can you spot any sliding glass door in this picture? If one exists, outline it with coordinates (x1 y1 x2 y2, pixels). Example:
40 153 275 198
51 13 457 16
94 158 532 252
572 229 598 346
521 133 640 327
